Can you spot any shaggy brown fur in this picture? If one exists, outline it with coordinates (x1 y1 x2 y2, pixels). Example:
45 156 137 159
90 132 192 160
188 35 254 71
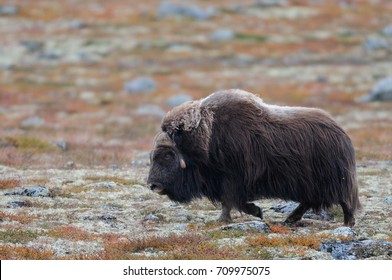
147 89 360 226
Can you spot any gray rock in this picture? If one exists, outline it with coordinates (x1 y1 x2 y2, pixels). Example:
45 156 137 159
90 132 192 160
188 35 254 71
221 221 270 232
271 201 333 221
333 227 357 238
210 29 235 42
0 5 18 16
363 36 389 51
144 214 160 222
134 105 165 118
384 197 392 205
157 2 216 20
89 181 117 189
20 40 44 52
20 116 45 128
98 214 117 221
70 20 86 29
271 201 298 213
65 161 75 169
360 76 392 102
5 186 50 197
53 140 68 151
382 24 392 36
319 240 392 260
166 94 193 107
254 0 289 7
7 201 30 208
124 77 157 94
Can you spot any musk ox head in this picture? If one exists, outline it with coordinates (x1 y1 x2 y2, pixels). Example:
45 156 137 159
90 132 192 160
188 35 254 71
147 100 211 203
147 131 190 202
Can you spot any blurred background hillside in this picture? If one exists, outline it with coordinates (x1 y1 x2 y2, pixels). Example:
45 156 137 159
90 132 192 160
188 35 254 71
1 0 391 169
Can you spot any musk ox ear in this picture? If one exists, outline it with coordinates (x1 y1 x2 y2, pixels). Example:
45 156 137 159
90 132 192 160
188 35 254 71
162 101 201 134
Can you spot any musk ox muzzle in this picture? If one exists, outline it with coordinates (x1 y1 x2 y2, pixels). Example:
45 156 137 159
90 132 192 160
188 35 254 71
147 89 361 227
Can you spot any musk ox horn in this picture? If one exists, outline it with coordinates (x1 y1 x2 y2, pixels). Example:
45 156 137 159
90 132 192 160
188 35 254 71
153 132 187 169
163 101 201 133
153 132 174 148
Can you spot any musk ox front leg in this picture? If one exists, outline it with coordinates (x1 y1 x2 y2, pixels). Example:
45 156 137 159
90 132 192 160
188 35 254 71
218 201 232 222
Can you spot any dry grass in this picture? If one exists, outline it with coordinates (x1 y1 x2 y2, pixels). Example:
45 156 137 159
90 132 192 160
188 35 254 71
0 245 54 260
247 234 322 250
47 226 95 242
0 179 21 190
98 232 247 260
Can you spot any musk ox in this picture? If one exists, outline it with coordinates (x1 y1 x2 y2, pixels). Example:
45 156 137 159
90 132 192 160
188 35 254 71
147 89 360 226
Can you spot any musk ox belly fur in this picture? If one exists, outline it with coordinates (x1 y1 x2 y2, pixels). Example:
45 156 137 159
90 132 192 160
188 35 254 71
147 89 360 227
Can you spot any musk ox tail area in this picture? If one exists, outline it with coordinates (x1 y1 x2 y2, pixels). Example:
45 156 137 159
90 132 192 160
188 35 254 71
148 89 361 227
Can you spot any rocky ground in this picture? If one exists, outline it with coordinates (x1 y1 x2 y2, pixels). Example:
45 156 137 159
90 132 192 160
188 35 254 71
0 0 391 259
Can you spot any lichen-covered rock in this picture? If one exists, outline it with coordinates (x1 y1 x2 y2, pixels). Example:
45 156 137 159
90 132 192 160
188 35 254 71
5 186 50 197
319 240 392 260
332 227 357 238
221 221 271 232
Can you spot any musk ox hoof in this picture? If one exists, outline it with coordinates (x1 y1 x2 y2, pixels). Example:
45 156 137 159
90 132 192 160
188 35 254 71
344 217 356 228
217 215 232 223
284 217 301 225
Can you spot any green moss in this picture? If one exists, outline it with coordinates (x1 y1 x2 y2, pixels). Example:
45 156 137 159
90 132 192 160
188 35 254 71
0 229 41 243
5 136 57 153
235 33 267 43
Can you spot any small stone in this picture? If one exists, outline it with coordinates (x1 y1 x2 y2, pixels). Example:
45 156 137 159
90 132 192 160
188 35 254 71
5 186 50 197
209 29 235 42
363 36 389 51
360 76 392 102
382 24 392 36
20 40 44 52
157 2 216 20
333 227 357 238
384 197 392 205
144 214 160 221
20 116 45 128
98 214 117 221
89 181 117 189
7 201 30 208
254 0 289 7
53 140 67 151
70 20 86 29
221 221 270 232
134 105 165 118
65 161 75 169
166 94 193 107
0 5 18 16
124 77 157 94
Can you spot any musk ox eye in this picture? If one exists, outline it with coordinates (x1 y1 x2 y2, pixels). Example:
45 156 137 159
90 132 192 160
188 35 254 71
163 151 175 161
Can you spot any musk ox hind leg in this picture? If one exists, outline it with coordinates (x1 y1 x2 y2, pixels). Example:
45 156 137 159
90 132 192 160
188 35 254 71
217 201 232 222
340 201 356 227
284 203 310 224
